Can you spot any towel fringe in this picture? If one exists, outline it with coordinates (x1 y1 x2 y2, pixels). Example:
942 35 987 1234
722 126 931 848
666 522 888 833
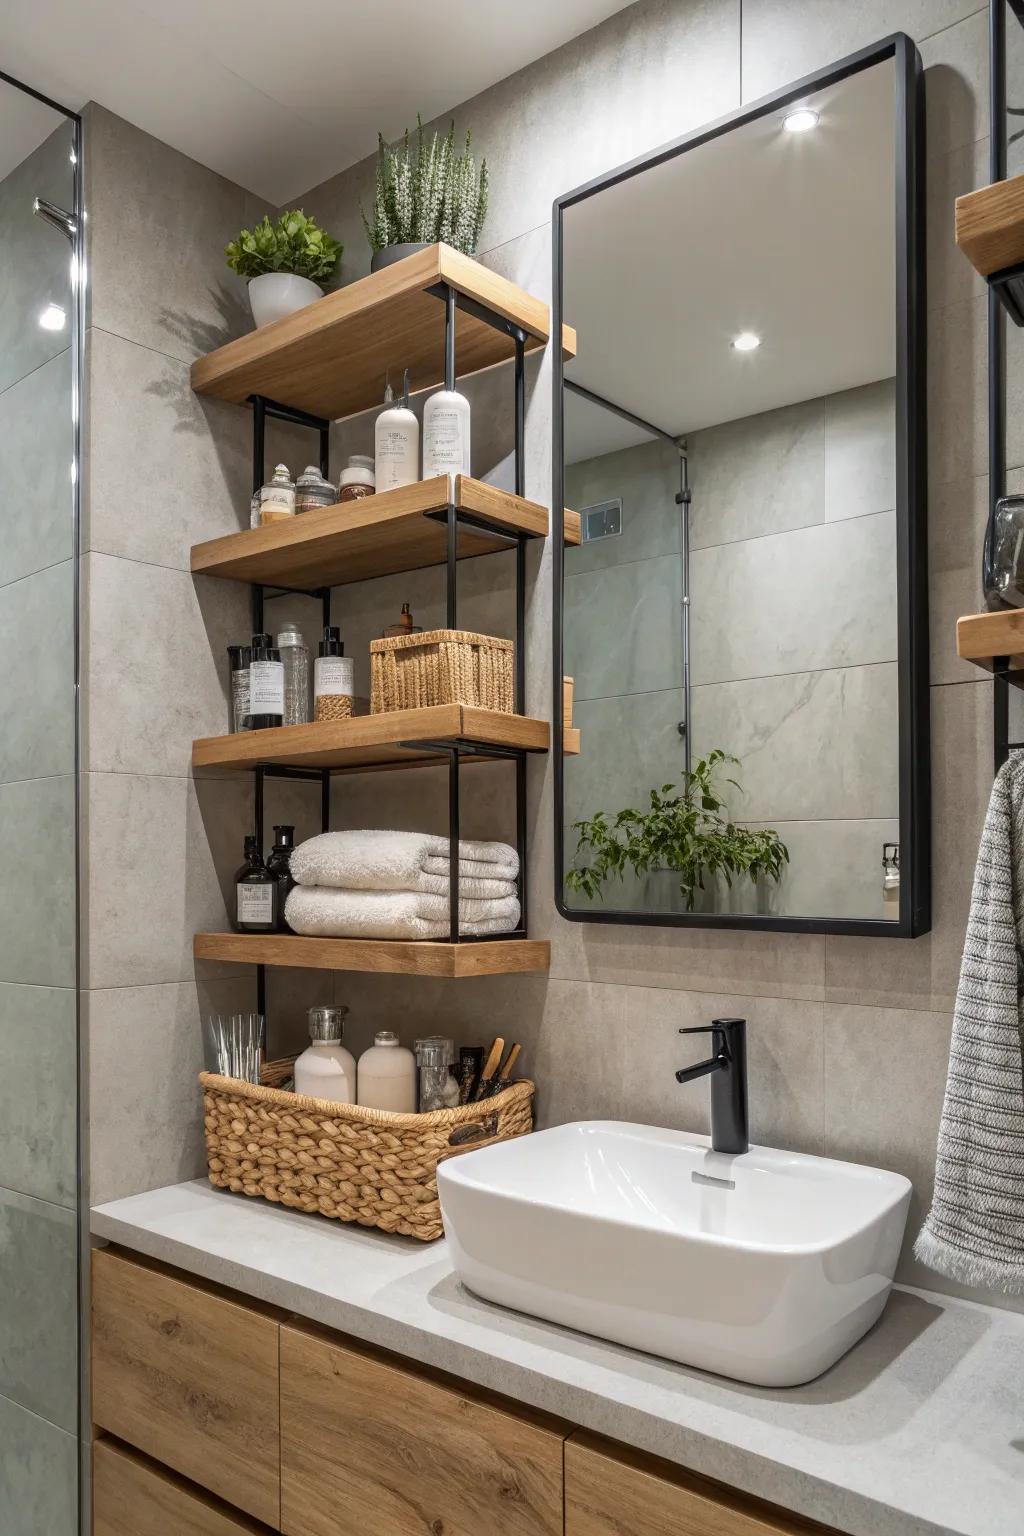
914 1224 1024 1296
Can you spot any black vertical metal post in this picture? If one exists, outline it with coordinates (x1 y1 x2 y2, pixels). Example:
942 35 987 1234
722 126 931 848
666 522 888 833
514 332 526 497
318 422 331 481
516 751 528 935
321 771 331 834
515 537 526 715
448 748 461 942
446 498 458 629
444 285 457 391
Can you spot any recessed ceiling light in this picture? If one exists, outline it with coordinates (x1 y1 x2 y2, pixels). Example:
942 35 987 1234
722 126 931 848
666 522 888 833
38 302 66 331
783 107 819 134
731 331 761 352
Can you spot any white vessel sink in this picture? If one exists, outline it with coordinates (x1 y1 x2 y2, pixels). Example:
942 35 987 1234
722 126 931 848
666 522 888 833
437 1121 911 1387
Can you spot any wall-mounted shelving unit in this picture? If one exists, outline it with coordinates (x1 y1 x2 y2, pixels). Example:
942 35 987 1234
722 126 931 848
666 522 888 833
191 243 567 983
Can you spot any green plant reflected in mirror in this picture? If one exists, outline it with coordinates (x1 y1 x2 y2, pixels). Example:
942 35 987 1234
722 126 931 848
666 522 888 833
566 752 789 913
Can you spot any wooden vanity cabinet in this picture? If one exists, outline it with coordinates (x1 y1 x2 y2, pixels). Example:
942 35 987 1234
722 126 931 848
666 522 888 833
565 1432 833 1536
91 1248 282 1526
279 1320 566 1536
93 1438 276 1536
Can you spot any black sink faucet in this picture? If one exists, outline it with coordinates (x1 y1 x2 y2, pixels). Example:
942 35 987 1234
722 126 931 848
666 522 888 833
676 1017 749 1155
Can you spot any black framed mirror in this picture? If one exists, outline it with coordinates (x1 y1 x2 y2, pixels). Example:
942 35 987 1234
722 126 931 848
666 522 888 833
552 34 929 938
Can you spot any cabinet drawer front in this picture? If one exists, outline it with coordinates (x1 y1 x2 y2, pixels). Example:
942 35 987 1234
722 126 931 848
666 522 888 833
91 1249 280 1526
281 1323 564 1536
93 1439 273 1536
565 1435 831 1536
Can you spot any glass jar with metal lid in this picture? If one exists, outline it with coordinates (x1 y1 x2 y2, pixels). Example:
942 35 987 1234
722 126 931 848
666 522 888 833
339 454 376 502
295 465 337 514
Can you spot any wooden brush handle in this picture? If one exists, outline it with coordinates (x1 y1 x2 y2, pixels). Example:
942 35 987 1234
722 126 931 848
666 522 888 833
491 1042 521 1091
472 1036 505 1101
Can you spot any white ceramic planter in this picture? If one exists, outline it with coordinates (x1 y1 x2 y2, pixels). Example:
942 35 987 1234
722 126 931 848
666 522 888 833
247 272 323 328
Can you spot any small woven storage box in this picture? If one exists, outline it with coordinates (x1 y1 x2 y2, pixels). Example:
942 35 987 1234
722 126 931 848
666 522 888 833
200 1071 533 1241
370 629 514 714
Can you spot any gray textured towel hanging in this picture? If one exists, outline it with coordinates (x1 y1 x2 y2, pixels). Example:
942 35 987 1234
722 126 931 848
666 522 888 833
916 754 1024 1294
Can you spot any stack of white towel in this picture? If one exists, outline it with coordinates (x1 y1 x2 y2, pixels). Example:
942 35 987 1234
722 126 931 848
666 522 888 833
285 830 521 940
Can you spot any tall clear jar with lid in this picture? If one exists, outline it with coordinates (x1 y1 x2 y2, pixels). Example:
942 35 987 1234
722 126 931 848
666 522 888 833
277 623 310 725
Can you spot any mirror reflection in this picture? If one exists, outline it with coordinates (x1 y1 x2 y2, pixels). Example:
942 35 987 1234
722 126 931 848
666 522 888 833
560 57 905 926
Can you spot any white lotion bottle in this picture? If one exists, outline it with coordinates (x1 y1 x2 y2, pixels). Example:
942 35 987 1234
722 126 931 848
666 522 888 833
422 388 471 477
374 368 419 491
357 1030 417 1113
293 1006 356 1105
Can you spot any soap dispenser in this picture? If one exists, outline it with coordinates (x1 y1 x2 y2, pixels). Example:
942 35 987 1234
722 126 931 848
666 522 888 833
374 369 419 491
423 383 471 477
294 1006 356 1105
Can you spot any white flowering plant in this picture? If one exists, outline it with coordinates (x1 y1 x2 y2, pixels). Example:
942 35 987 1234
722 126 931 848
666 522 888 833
363 118 489 257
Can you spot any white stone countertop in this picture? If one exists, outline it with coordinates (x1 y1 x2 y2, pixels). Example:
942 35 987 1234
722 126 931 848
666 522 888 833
92 1181 1024 1536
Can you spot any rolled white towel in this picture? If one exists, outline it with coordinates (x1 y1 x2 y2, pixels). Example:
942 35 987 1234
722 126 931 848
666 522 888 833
291 830 519 893
286 885 521 940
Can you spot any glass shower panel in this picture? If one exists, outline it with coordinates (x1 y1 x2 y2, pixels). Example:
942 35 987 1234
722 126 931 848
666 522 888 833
0 76 81 1536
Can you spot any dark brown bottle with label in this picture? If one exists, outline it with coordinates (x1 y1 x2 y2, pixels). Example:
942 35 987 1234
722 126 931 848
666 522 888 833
235 835 278 933
265 824 296 932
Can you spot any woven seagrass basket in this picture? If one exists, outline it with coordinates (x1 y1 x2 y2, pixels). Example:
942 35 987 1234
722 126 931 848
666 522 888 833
200 1070 533 1241
370 628 514 714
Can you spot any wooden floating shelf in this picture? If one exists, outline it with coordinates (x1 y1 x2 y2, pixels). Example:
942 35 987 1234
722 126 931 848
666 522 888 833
194 932 551 978
956 175 1024 324
192 475 581 589
194 705 556 773
191 243 577 420
957 608 1024 681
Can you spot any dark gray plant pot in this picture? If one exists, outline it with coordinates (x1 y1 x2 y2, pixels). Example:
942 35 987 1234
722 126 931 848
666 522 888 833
370 241 430 272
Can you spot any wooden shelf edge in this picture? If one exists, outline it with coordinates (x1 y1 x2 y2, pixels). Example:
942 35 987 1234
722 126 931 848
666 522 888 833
191 477 575 585
956 175 1024 278
956 608 1024 673
564 727 581 755
193 705 551 771
194 932 551 978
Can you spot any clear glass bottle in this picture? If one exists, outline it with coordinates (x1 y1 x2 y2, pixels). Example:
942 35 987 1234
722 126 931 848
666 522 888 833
984 494 1024 610
277 623 310 725
294 1006 356 1105
415 1036 459 1111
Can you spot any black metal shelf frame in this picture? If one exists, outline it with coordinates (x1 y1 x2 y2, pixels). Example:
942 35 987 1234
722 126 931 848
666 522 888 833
243 283 533 1009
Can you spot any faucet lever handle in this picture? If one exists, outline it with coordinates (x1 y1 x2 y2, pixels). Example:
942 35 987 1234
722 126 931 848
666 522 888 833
679 1016 746 1036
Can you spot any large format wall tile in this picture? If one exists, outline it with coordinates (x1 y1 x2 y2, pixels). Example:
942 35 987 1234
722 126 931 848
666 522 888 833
84 772 249 989
564 438 682 576
825 679 992 1013
0 349 74 588
0 984 77 1209
83 554 250 776
823 1002 955 1290
0 1187 77 1433
687 395 825 549
720 818 901 922
85 104 256 364
825 379 896 522
84 328 251 570
0 1393 77 1536
740 1 983 104
690 512 897 685
564 553 682 701
0 120 75 395
88 975 254 1204
0 560 75 784
565 688 686 829
690 663 899 822
0 776 76 989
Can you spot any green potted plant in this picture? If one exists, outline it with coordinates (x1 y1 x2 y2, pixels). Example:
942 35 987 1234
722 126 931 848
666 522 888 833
565 751 790 912
226 209 342 329
363 118 488 271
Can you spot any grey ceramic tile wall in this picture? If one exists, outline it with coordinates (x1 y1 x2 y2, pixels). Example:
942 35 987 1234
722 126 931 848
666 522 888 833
0 1393 77 1536
0 1187 77 1432
565 689 686 826
0 777 76 990
564 438 681 575
0 351 74 587
688 396 825 548
565 553 683 701
0 561 75 784
0 985 77 1208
